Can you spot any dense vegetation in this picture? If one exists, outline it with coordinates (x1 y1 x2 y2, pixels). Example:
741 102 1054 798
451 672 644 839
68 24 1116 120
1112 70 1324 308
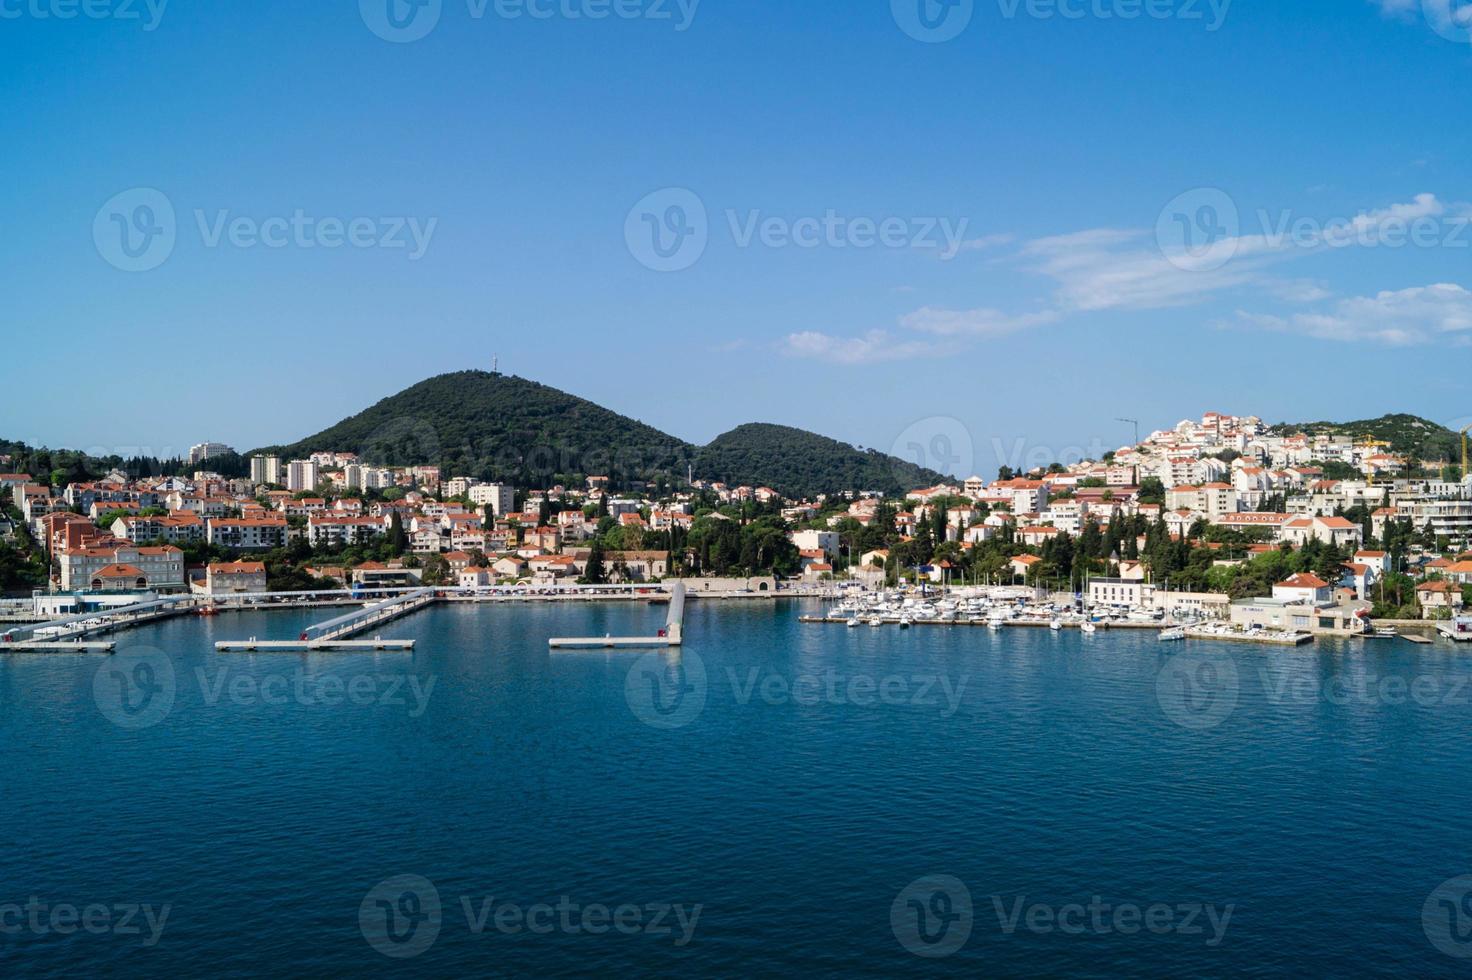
693 423 947 499
0 438 248 483
1273 414 1462 462
251 372 946 496
254 372 688 489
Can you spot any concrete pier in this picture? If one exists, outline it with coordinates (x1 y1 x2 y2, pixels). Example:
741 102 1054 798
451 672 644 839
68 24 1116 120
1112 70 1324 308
550 583 685 649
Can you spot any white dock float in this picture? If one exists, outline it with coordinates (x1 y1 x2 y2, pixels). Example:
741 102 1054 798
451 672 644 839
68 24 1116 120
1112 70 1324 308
4 641 116 653
550 583 685 649
215 636 415 652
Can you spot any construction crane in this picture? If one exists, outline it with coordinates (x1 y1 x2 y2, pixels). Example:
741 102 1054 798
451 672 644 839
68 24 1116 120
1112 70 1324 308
1116 418 1140 447
1462 424 1472 481
1356 438 1392 486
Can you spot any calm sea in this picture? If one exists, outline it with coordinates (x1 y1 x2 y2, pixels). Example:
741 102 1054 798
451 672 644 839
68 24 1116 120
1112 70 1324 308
3 599 1472 976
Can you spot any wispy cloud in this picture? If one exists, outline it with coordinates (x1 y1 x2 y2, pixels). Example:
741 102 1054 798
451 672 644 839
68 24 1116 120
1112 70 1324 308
785 193 1467 364
1235 283 1472 345
783 306 1058 364
782 329 955 365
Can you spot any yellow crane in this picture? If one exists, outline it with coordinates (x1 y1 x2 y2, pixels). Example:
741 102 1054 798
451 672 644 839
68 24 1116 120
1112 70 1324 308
1356 439 1392 486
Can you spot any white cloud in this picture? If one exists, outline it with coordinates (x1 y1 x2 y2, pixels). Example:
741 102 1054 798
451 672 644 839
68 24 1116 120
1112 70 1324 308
955 233 1015 252
788 194 1467 364
1021 228 1269 311
1370 0 1419 17
1020 194 1455 313
782 330 953 365
1268 279 1333 304
783 305 1058 364
1235 283 1472 345
898 306 1060 336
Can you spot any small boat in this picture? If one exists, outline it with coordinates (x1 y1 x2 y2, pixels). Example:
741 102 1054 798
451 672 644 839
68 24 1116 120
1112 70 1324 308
847 617 860 629
1049 619 1063 631
1080 621 1097 634
868 617 884 628
1159 626 1188 642
899 617 912 629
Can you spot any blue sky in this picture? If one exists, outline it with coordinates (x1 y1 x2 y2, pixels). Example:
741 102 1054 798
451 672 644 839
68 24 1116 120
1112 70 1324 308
4 0 1471 477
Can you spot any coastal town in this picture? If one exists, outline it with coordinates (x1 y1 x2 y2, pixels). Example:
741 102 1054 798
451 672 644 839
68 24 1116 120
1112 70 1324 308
2 411 1471 644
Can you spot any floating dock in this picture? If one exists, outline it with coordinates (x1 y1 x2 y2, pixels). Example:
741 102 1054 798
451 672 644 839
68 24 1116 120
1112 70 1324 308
550 584 685 649
1402 634 1435 645
215 637 415 652
799 615 1160 630
1184 628 1314 646
215 589 434 651
3 641 116 653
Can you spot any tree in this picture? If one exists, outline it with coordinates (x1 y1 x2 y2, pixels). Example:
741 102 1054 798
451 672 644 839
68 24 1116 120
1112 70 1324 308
582 541 607 584
1137 477 1166 506
386 512 408 556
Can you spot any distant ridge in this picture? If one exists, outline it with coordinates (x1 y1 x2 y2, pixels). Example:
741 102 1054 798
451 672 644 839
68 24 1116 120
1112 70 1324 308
251 371 947 497
1272 413 1461 460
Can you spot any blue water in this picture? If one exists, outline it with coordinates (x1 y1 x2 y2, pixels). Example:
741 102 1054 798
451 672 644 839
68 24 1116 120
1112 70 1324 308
3 600 1472 976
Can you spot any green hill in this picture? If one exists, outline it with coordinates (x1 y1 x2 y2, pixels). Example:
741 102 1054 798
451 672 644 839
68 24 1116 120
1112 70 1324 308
694 423 947 499
1274 413 1461 461
252 372 947 496
255 372 691 488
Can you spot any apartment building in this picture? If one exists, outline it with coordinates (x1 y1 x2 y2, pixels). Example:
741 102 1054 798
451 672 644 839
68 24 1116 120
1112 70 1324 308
59 543 185 592
208 516 289 550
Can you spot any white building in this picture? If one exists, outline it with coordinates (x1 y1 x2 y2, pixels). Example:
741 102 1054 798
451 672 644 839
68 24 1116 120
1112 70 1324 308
250 455 282 486
308 515 386 548
286 459 319 492
207 516 289 550
189 442 234 465
204 561 268 595
790 529 840 559
59 543 186 592
469 483 516 517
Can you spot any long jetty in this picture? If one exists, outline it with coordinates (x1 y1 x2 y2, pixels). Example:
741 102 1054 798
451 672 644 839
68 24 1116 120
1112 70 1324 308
549 583 686 649
215 589 434 652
